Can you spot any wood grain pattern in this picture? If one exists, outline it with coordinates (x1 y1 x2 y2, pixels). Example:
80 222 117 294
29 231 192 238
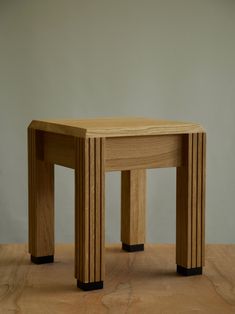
43 132 75 168
176 133 206 269
75 137 105 283
121 169 146 245
106 135 183 171
29 117 205 138
201 133 206 265
28 119 206 291
28 128 54 257
1 244 234 314
41 132 183 171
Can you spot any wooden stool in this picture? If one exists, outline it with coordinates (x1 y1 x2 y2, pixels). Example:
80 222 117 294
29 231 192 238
28 118 206 291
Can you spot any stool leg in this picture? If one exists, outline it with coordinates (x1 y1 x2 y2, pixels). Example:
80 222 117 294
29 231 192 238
121 169 146 252
75 138 105 291
28 128 54 264
176 133 206 275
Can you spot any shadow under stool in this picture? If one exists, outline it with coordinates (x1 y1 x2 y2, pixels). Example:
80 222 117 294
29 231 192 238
28 117 206 291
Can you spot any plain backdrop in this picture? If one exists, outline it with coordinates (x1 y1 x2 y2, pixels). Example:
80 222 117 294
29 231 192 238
0 0 235 244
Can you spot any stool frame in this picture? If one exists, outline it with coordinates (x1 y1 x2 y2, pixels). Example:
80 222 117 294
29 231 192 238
28 119 206 291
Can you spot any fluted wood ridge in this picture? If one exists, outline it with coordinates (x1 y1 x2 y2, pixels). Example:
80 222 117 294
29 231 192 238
75 137 105 283
176 133 206 268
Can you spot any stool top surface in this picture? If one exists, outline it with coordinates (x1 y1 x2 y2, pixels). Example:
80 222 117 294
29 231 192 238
29 117 205 138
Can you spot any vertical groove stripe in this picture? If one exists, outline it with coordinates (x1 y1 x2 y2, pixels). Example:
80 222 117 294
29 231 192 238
75 137 105 283
197 134 202 267
187 134 192 268
191 134 197 268
100 138 105 280
176 133 205 269
201 133 206 266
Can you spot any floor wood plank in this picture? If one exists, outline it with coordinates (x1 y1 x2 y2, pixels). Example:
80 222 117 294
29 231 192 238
0 244 235 314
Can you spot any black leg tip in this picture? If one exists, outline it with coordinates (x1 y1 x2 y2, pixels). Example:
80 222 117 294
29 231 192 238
31 255 54 264
177 265 202 276
122 243 144 252
77 280 103 291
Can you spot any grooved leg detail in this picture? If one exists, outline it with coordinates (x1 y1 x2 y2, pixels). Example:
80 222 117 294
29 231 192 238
75 138 105 289
176 133 206 272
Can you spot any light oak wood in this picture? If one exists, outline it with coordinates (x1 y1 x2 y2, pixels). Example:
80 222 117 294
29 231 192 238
176 133 206 268
28 118 206 289
75 138 105 284
29 117 205 138
41 132 183 171
28 128 54 257
106 134 182 171
43 131 75 169
121 169 146 245
1 244 234 314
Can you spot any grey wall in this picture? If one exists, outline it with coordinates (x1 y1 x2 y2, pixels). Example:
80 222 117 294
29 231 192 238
0 0 235 244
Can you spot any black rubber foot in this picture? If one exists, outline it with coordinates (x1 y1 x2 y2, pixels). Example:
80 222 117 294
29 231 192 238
177 265 202 276
77 280 103 291
122 243 144 252
31 255 54 264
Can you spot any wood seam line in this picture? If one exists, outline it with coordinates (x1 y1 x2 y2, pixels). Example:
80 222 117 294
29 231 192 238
99 138 102 281
97 137 102 282
76 138 82 278
83 138 85 281
201 134 203 267
94 138 97 281
79 138 81 279
28 129 32 252
94 138 97 282
195 134 198 267
76 138 80 279
191 134 193 268
189 133 192 268
100 138 102 280
81 138 83 280
194 133 197 268
100 138 102 281
100 138 104 280
196 133 199 267
129 172 132 242
193 133 198 268
92 138 95 282
82 138 85 281
129 171 132 243
201 133 206 266
32 130 36 252
87 138 89 282
202 133 205 266
195 134 197 267
32 130 35 252
74 138 76 277
187 134 190 268
79 138 81 280
29 129 32 252
77 138 79 278
197 133 202 267
86 138 89 282
89 138 91 282
80 138 83 280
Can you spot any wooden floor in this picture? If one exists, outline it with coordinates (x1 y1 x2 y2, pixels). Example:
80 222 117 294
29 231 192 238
0 244 235 314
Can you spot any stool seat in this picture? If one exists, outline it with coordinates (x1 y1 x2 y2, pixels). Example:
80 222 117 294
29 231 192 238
28 117 206 291
29 117 205 138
